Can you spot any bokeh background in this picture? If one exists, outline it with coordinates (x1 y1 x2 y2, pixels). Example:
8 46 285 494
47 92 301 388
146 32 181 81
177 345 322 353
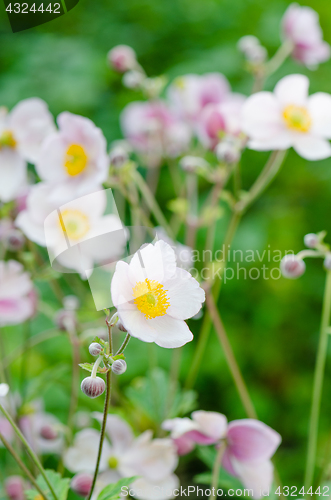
1 0 331 492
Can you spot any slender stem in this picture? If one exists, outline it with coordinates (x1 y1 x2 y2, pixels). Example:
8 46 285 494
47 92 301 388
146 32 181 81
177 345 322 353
91 356 103 378
87 319 113 500
0 404 58 500
66 319 80 432
206 291 257 419
0 328 8 385
264 40 294 76
0 431 48 500
185 172 199 248
304 270 331 490
165 347 182 418
115 333 131 355
132 169 174 238
209 441 227 499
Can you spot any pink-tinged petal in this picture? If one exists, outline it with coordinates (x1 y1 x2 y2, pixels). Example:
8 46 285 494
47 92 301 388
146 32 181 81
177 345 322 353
147 315 193 348
0 150 27 203
0 297 34 326
92 413 134 452
308 93 331 138
0 417 14 445
292 135 331 160
184 429 220 445
242 93 284 141
15 211 46 246
129 240 177 285
131 474 179 500
161 417 199 438
274 74 309 107
222 448 237 476
192 410 228 440
165 268 205 320
227 419 281 462
173 435 196 455
229 458 274 499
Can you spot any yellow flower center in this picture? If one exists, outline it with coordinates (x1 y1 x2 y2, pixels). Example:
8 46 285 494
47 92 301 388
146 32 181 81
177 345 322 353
64 144 88 176
108 456 118 469
0 130 16 149
174 77 186 90
133 278 170 319
34 495 43 500
282 104 311 133
59 209 90 240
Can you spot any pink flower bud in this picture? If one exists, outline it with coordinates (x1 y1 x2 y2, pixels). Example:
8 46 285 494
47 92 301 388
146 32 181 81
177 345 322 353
71 473 93 497
116 319 127 332
111 359 127 375
5 477 26 500
89 342 103 356
215 138 241 164
81 376 105 398
108 45 137 72
40 425 58 440
304 233 319 249
54 309 77 331
280 254 306 279
5 229 25 251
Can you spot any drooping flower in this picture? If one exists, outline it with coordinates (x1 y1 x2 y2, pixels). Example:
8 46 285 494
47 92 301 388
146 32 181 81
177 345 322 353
35 112 109 202
0 99 55 202
281 4 330 68
16 186 125 276
167 73 231 124
111 240 205 348
0 260 36 326
163 411 281 499
64 414 179 500
120 101 191 167
242 74 331 160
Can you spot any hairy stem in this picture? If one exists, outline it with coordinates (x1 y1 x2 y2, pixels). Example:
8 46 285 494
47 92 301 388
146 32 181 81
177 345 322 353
115 333 131 355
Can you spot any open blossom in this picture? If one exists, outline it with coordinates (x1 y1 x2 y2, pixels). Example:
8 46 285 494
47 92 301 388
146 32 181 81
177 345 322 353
0 260 36 326
196 94 246 149
64 414 179 500
111 240 205 348
282 4 330 68
242 74 331 160
35 112 109 202
0 99 55 202
16 186 125 276
20 406 64 455
121 101 191 167
167 73 231 124
163 411 281 499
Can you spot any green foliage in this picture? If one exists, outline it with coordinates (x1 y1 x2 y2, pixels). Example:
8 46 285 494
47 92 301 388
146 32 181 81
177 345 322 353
25 470 70 500
195 447 243 490
96 477 138 500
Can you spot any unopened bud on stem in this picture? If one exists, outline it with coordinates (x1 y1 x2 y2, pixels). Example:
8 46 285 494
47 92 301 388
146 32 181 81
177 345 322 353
280 254 306 279
111 359 127 375
81 377 106 398
89 342 103 356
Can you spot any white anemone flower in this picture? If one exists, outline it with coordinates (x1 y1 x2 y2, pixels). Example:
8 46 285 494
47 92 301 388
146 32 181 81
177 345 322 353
0 98 55 202
242 74 331 160
35 112 109 202
111 240 205 348
64 414 179 500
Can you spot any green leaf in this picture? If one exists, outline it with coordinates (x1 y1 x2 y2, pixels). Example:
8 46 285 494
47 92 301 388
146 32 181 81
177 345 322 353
196 447 243 490
96 476 138 500
25 470 70 500
79 363 108 374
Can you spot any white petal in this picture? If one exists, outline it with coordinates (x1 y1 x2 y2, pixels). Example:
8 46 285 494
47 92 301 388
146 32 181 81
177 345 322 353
130 474 179 500
274 74 309 106
191 411 228 440
0 150 27 202
161 417 199 438
63 429 112 473
117 309 158 344
148 315 193 348
35 134 67 182
247 131 292 151
230 457 274 499
293 135 331 160
242 93 284 141
92 413 134 452
111 261 135 307
15 211 46 246
165 268 205 320
129 240 177 285
308 92 331 138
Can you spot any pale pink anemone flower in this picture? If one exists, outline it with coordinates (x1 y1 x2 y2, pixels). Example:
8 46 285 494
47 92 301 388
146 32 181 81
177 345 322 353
111 240 205 348
196 94 246 150
120 100 191 167
167 73 231 124
242 74 331 160
19 406 64 455
16 186 125 277
64 414 179 500
281 4 330 69
162 411 281 499
0 260 36 326
5 476 29 500
35 112 109 202
0 98 55 202
108 45 137 73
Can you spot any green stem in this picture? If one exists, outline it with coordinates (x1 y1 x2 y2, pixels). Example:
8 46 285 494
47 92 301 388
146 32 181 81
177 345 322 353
87 318 113 500
0 404 58 500
132 169 174 238
0 431 48 500
209 441 227 499
264 40 294 76
115 333 131 355
185 172 199 248
304 270 331 490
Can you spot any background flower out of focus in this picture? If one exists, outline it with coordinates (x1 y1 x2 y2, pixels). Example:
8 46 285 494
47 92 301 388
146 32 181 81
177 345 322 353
1 0 331 490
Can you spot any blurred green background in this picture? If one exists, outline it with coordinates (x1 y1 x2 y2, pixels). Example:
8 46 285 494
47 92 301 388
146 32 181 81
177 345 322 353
2 0 331 491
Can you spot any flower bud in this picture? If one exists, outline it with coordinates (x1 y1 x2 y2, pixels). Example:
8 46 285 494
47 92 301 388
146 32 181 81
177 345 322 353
110 145 129 168
63 295 80 311
324 253 331 270
111 359 127 375
237 35 260 54
5 477 26 500
280 254 306 279
304 233 319 249
81 377 106 398
89 342 103 356
5 229 25 251
215 138 241 164
116 319 127 332
54 309 77 331
179 156 209 174
108 45 137 72
71 473 93 497
40 424 58 440
123 70 145 89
